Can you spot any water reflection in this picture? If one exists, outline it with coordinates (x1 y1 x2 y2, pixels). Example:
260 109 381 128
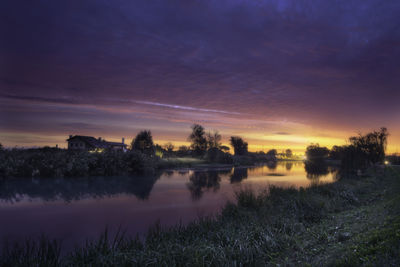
187 171 222 200
0 174 161 203
266 161 277 170
285 162 293 171
304 160 338 182
0 162 339 204
0 162 338 252
230 168 248 183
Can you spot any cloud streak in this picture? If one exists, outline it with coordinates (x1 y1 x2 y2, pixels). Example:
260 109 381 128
134 101 242 115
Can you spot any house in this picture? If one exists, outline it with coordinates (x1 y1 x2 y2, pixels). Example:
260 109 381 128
67 135 127 152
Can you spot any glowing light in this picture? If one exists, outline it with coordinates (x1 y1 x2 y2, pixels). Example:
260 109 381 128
384 160 389 165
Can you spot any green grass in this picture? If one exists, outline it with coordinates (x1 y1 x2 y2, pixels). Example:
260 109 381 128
1 166 399 266
333 216 400 266
161 157 206 165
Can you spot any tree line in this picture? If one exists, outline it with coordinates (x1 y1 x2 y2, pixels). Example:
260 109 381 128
305 127 389 172
129 124 284 162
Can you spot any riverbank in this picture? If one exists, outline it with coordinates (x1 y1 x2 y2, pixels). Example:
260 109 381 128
0 148 278 179
1 166 399 266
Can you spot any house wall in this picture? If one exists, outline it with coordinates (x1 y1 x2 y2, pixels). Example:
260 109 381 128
68 140 86 150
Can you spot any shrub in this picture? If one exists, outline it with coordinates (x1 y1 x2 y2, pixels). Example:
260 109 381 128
306 144 329 160
205 148 233 164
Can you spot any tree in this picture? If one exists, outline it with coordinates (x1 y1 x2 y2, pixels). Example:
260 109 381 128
163 142 174 152
329 145 345 160
0 142 3 151
131 130 155 155
349 127 388 165
266 149 277 160
188 124 207 156
177 145 190 157
230 136 248 156
206 130 222 149
306 144 329 160
285 149 293 158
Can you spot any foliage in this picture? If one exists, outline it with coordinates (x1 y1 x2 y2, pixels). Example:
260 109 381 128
285 149 293 158
176 145 190 157
266 149 277 161
188 124 207 156
328 128 389 172
163 142 174 153
204 147 233 164
348 127 388 165
230 136 248 156
0 149 159 178
206 130 222 149
131 130 155 155
306 144 330 160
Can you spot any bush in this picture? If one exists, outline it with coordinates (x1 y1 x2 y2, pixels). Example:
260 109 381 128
0 149 158 178
306 144 329 160
204 148 233 164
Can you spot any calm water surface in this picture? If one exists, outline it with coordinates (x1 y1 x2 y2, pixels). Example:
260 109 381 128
0 161 336 251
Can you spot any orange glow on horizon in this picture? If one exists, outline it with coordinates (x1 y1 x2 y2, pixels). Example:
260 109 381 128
1 130 399 155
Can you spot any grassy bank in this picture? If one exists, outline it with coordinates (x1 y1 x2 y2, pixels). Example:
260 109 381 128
0 148 276 179
1 166 399 266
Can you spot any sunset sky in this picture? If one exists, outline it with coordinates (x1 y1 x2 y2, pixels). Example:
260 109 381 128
1 0 399 153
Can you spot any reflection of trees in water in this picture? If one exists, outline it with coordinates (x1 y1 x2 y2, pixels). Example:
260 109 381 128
164 170 174 177
266 161 277 170
186 171 221 200
230 168 248 183
178 170 189 176
304 160 338 182
285 162 293 171
0 174 161 203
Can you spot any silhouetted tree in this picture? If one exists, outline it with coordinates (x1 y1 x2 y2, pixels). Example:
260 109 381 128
205 147 233 164
164 142 174 152
188 124 207 156
0 143 3 151
306 144 329 160
266 149 277 161
177 145 190 157
230 136 248 156
206 130 222 149
329 145 345 160
285 149 293 158
349 127 388 165
340 127 389 172
131 130 155 155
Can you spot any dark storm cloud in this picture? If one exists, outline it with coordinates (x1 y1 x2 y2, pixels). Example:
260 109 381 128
1 0 400 147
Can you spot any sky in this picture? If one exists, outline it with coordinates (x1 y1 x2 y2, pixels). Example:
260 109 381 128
1 0 400 153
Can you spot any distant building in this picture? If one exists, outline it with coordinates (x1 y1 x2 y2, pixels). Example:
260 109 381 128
67 135 127 152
